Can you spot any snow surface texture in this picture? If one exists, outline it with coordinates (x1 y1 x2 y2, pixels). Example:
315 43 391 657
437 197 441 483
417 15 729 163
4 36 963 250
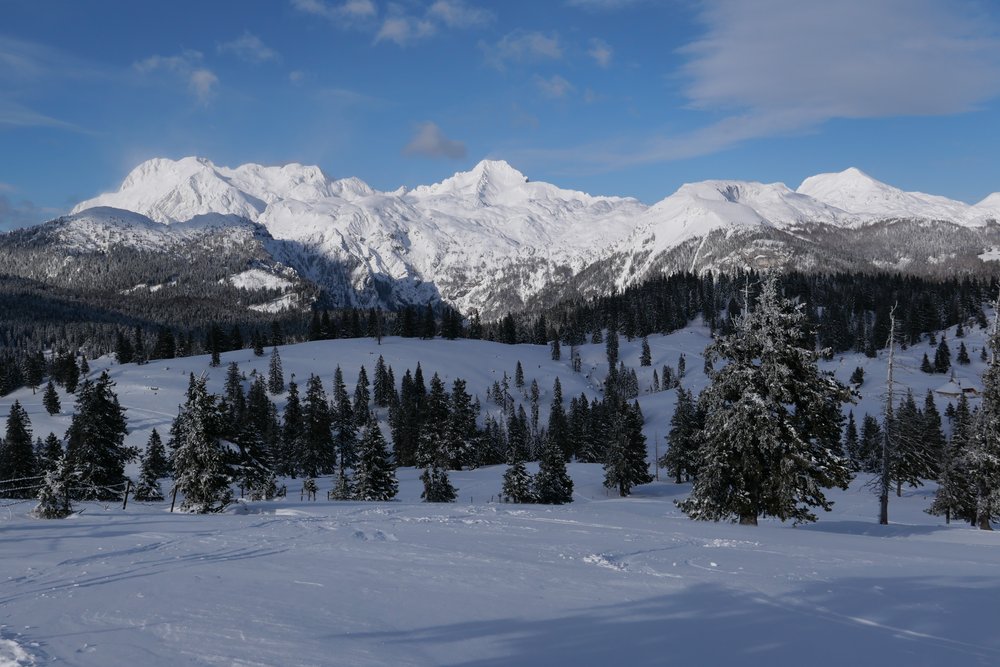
2 325 1000 665
68 158 1000 316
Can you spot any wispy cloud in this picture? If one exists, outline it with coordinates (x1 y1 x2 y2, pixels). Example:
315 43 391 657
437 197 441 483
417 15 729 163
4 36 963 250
134 50 219 104
588 38 613 68
402 121 467 159
528 0 1000 171
218 31 280 63
375 15 437 46
535 74 575 99
0 193 59 230
428 0 494 28
480 30 562 70
565 0 644 10
290 0 377 24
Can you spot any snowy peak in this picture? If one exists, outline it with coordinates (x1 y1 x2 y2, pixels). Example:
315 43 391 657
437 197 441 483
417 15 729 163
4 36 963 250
797 167 972 223
412 159 531 206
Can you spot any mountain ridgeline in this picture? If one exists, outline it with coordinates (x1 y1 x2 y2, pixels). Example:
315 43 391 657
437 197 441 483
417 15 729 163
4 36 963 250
1 157 998 322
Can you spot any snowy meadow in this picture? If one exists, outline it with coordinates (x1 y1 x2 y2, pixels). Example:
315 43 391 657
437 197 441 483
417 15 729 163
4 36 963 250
2 328 1000 666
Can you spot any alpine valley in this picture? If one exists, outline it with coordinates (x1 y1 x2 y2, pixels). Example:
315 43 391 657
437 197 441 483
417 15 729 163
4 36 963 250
3 156 1000 321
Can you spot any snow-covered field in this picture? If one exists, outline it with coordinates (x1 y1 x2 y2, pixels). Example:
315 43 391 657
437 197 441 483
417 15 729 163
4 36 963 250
2 327 999 665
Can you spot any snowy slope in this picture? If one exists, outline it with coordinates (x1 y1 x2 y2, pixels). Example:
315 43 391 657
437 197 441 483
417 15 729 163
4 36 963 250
1 326 999 666
798 167 979 224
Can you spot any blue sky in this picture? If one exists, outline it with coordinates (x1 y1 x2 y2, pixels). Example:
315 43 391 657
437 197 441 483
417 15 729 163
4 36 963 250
3 0 1000 228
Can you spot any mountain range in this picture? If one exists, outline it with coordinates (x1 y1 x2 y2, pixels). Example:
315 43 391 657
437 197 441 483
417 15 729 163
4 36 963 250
4 156 1000 319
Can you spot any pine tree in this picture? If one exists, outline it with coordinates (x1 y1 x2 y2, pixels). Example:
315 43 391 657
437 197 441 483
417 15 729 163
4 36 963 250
134 440 165 502
534 432 574 504
171 375 232 513
550 338 561 361
65 372 131 500
548 378 570 461
421 465 457 502
354 416 398 501
143 428 170 479
0 401 36 497
640 337 652 367
42 380 62 415
957 341 971 365
514 361 525 389
888 390 939 496
417 373 450 467
502 447 535 504
603 401 653 496
920 353 934 373
606 330 619 367
444 378 478 469
236 415 277 501
35 433 64 475
353 365 371 427
33 455 74 519
300 374 333 478
331 366 357 469
677 353 686 379
223 362 246 432
329 465 353 500
679 273 851 525
858 414 883 472
268 347 284 394
934 337 951 373
965 321 1000 529
373 356 394 408
849 366 865 388
661 387 701 483
279 379 303 477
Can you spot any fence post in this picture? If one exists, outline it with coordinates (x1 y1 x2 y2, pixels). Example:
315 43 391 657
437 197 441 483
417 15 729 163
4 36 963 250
170 485 178 512
122 480 132 510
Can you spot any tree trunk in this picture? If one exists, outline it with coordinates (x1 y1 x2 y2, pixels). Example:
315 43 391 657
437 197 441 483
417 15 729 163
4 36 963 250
978 513 994 531
739 514 758 526
896 480 902 497
879 493 889 525
674 471 682 485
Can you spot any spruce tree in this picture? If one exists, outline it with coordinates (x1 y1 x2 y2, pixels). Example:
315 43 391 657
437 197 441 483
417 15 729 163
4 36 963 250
134 442 165 502
534 432 574 504
606 330 619 367
354 416 398 501
353 365 371 427
957 342 971 365
279 379 303 477
35 433 64 475
679 273 851 525
444 378 478 469
0 401 36 497
603 401 653 496
548 378 570 461
329 465 353 500
33 455 74 519
331 366 357 469
143 428 170 479
300 374 333 477
934 337 951 373
268 347 285 394
65 372 131 500
843 411 860 470
849 366 865 388
171 375 232 513
640 337 652 367
40 381 60 416
965 323 1000 529
421 465 457 502
920 353 934 373
661 387 701 483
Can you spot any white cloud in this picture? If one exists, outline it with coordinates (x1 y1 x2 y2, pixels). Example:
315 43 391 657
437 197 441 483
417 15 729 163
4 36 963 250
376 16 437 46
134 50 219 104
481 30 562 70
218 31 279 63
289 70 306 84
290 0 377 23
588 38 612 68
428 0 494 28
526 0 1000 171
566 0 644 10
402 121 467 159
535 74 574 99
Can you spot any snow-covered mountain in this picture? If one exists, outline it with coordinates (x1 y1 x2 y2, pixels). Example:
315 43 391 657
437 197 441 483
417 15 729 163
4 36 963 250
37 158 1000 316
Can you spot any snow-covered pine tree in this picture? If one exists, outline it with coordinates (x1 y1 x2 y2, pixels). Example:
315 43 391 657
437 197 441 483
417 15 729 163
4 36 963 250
279 379 303 477
501 447 535 503
268 347 284 394
679 273 852 525
331 366 357 469
171 375 232 513
965 318 1000 529
373 356 395 408
134 434 165 502
0 401 35 497
639 337 652 367
35 433 64 475
33 455 74 519
64 372 131 500
534 431 574 504
606 330 619 367
661 386 701 483
548 378 570 461
236 417 277 501
843 411 860 470
421 464 457 502
300 374 333 478
353 365 371 427
603 400 653 496
43 380 61 415
934 337 951 373
957 342 971 365
354 416 398 501
329 465 353 500
444 378 478 469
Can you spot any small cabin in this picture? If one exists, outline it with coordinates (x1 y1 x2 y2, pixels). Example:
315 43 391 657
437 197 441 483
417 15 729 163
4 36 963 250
935 378 980 399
